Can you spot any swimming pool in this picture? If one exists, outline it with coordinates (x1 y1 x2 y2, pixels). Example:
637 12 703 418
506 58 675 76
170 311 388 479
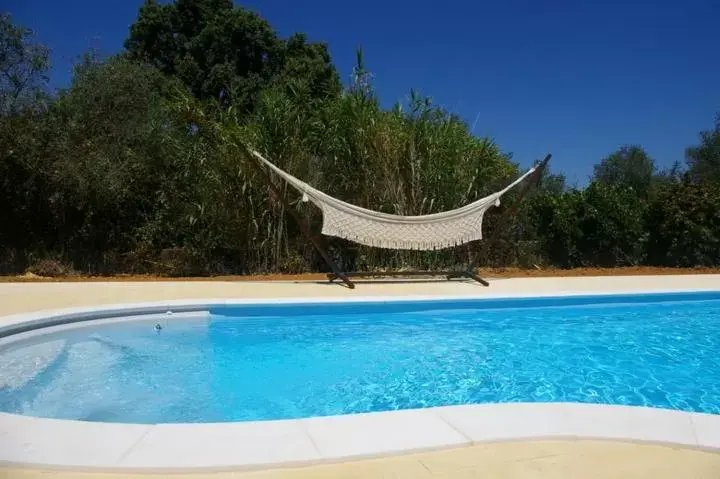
1 291 719 424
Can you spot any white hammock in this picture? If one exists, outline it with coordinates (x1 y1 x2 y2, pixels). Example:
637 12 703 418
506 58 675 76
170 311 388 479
250 149 539 251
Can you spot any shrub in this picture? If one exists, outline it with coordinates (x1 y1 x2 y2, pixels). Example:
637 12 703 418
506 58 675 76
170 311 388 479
26 258 73 277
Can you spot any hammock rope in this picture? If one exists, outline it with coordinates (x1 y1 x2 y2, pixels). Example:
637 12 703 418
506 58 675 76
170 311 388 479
249 149 540 251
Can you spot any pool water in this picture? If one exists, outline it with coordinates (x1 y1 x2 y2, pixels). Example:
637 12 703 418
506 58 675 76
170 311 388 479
1 293 720 423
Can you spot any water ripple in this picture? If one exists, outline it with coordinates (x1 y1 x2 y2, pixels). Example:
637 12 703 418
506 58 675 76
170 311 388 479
1 300 720 422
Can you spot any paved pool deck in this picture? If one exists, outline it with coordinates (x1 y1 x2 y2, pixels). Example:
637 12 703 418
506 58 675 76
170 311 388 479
1 275 720 478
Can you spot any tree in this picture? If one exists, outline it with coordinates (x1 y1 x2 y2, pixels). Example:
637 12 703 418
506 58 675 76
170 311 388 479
531 190 584 267
40 55 186 268
0 109 54 255
645 179 720 266
532 183 646 268
0 13 50 114
539 172 567 196
592 145 655 197
0 14 52 259
686 114 720 185
577 183 647 266
511 167 566 246
276 33 340 103
125 0 339 112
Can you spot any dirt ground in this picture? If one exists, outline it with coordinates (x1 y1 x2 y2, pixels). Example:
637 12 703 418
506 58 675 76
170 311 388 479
2 266 720 282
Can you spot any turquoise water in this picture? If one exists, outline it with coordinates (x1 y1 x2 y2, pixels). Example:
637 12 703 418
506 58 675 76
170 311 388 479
1 292 720 423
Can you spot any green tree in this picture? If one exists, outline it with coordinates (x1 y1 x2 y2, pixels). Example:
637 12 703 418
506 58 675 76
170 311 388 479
510 166 566 264
645 180 720 267
538 172 567 196
686 114 720 185
41 55 185 269
125 0 339 112
578 183 647 266
533 183 646 267
275 33 340 103
0 13 50 114
531 189 584 267
592 145 655 197
0 14 52 264
0 109 54 257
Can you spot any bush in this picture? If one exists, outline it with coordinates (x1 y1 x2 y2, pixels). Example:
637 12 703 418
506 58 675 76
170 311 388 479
532 184 647 268
157 248 205 277
26 258 73 277
577 183 647 266
645 180 720 266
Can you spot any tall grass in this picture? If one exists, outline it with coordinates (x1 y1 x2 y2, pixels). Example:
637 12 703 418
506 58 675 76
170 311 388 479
181 53 523 273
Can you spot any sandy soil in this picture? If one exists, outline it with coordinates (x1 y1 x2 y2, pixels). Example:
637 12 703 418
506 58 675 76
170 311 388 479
2 266 720 283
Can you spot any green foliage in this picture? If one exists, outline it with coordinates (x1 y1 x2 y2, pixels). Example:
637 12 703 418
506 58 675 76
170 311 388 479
125 0 278 110
532 190 585 267
530 132 720 269
538 171 567 196
578 183 647 266
645 180 720 267
592 145 655 197
125 0 339 112
1 52 190 272
220 49 517 271
686 114 720 185
533 184 647 267
45 56 183 264
277 33 341 103
0 13 50 114
2 10 720 275
0 14 52 258
0 108 55 253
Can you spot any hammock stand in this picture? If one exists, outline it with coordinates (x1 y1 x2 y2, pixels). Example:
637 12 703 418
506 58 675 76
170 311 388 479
244 145 550 289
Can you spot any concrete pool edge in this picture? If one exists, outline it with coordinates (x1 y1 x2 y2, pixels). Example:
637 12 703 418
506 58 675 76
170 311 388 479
2 288 720 470
2 404 720 471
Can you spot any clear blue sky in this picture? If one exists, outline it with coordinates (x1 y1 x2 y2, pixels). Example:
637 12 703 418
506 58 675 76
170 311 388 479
7 0 720 184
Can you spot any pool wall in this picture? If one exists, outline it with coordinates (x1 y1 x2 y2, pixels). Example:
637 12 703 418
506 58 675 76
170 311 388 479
4 289 720 338
210 290 720 318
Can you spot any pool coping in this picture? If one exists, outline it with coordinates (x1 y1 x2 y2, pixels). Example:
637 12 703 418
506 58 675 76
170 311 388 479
2 289 720 471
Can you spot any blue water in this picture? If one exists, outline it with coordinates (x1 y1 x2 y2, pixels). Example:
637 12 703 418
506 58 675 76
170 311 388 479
1 292 720 423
